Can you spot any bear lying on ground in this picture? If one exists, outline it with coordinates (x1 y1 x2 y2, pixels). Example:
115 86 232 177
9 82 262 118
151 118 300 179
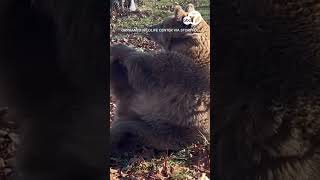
110 44 210 155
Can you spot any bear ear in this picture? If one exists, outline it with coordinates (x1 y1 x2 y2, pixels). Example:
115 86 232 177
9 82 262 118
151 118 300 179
174 5 187 21
185 3 195 12
190 12 203 27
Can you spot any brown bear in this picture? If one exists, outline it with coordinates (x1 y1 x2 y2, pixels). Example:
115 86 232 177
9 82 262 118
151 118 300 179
147 4 210 68
214 0 320 179
110 44 210 155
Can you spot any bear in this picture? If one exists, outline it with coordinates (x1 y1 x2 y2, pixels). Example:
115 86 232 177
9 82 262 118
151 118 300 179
147 4 210 68
110 44 210 155
213 0 320 179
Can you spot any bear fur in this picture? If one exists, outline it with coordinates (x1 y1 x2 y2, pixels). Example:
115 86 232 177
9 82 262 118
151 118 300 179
110 44 210 155
148 4 210 68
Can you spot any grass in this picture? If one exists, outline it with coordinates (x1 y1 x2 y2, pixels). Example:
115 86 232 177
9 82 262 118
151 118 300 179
112 0 210 30
110 144 210 179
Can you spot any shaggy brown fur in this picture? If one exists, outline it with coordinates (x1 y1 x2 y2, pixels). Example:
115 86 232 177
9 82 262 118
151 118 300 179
110 44 210 155
148 4 210 67
214 1 320 179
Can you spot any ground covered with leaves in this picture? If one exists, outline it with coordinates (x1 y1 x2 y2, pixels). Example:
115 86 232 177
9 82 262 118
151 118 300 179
0 108 19 180
110 0 210 179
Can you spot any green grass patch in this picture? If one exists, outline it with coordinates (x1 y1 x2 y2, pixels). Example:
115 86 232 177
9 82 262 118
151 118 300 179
113 0 210 29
